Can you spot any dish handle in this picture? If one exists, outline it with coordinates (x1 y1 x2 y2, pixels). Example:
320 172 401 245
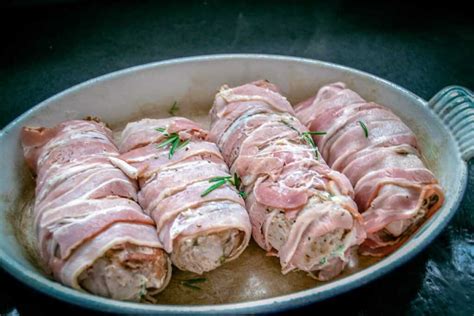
428 86 474 161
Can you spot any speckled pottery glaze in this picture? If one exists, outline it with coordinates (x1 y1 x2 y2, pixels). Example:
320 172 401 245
0 55 472 314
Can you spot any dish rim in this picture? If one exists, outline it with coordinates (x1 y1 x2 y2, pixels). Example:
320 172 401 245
0 54 467 314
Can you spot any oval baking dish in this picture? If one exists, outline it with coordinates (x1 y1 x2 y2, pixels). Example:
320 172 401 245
0 55 472 314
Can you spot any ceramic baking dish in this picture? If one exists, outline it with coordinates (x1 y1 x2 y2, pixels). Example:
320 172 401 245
0 55 472 314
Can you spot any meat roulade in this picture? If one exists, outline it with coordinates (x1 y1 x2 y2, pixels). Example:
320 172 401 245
21 119 171 302
208 81 365 280
295 82 444 256
117 117 252 274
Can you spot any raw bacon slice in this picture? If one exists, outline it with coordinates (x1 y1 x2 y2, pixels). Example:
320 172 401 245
117 118 251 274
295 82 444 256
21 120 171 302
209 81 365 280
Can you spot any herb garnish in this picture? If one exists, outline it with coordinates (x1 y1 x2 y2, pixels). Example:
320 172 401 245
301 132 319 158
280 120 326 160
180 277 207 290
201 173 247 198
155 127 189 159
358 120 368 138
168 101 179 116
305 131 327 136
138 278 147 299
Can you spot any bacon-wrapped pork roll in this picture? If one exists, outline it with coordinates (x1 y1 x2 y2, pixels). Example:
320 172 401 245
21 120 171 302
295 82 444 256
118 117 251 274
208 81 365 280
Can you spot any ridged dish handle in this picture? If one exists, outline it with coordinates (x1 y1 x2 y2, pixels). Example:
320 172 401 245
428 86 474 161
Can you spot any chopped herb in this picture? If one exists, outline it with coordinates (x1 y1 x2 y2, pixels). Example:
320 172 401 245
305 131 327 136
219 256 226 264
180 277 207 290
177 139 190 150
358 120 369 138
280 120 322 160
155 127 189 159
168 101 179 116
200 179 227 197
209 176 231 182
182 277 207 284
280 119 298 132
138 277 148 299
156 135 178 149
201 174 246 198
239 191 248 199
301 132 320 160
233 173 241 188
301 132 317 148
331 244 346 257
319 257 327 265
182 283 202 290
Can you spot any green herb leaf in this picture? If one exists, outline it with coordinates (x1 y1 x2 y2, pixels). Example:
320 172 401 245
305 131 327 136
358 120 369 138
233 173 241 188
179 277 207 290
182 277 207 284
201 173 246 199
156 135 178 149
177 139 190 150
301 132 317 148
168 137 180 159
201 179 227 197
209 176 232 183
301 132 320 160
155 128 189 159
281 120 322 160
168 101 179 116
279 119 298 132
181 283 201 290
138 278 147 299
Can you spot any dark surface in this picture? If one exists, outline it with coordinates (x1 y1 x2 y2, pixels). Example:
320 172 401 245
0 1 472 315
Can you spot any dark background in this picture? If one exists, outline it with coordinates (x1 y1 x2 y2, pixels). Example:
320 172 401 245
0 1 472 315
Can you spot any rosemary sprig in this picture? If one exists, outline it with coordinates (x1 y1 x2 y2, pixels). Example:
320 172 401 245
201 174 246 198
358 120 369 138
305 131 327 136
201 178 228 197
155 127 189 159
168 101 179 116
280 120 325 160
182 283 201 290
180 277 207 290
182 277 207 284
280 119 298 132
301 132 320 160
